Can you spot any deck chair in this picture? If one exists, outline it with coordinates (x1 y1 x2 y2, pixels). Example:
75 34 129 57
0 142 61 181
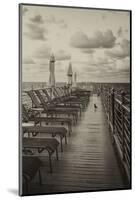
59 86 88 102
23 156 42 194
59 87 89 108
26 90 77 124
22 104 72 135
43 88 82 115
35 90 79 114
23 137 59 173
32 90 78 123
22 104 68 152
53 87 81 107
71 89 90 101
25 90 42 108
23 125 67 152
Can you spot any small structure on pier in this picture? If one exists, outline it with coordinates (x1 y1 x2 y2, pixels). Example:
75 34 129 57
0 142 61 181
67 62 73 87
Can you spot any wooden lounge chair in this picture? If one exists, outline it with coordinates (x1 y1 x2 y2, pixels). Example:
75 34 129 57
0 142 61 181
36 89 81 116
23 137 59 173
35 89 79 114
58 87 89 108
23 126 67 152
71 89 90 102
23 156 42 194
44 88 82 107
26 90 78 123
22 104 72 135
52 88 82 114
22 103 68 152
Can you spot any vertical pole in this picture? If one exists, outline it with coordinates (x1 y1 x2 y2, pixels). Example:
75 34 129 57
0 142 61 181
38 169 42 185
31 84 34 108
50 87 53 100
49 153 52 173
60 136 63 152
111 88 115 136
51 87 53 100
108 87 111 122
121 90 125 161
56 147 59 160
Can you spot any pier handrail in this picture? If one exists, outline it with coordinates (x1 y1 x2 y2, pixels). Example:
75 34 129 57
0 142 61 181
101 88 131 183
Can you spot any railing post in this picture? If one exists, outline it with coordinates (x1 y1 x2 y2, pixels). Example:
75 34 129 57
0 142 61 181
111 88 115 136
121 90 125 161
108 87 111 122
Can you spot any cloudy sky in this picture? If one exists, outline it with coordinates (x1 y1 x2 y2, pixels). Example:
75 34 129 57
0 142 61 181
21 5 130 83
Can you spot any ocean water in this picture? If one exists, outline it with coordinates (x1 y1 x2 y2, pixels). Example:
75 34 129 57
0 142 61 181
22 82 47 91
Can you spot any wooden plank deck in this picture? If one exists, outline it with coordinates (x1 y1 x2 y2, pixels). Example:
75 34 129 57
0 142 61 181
28 95 128 195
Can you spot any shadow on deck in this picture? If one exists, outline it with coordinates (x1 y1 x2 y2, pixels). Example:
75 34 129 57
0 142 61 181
28 95 130 195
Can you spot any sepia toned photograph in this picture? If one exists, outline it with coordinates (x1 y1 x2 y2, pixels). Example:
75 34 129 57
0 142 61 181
19 4 131 196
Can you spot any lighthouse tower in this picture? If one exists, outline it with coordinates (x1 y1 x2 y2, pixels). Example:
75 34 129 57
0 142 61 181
49 54 55 87
67 62 73 86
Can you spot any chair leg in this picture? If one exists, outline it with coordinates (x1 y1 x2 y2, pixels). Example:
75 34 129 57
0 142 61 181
60 136 63 152
68 124 71 136
65 135 67 145
80 108 82 117
73 115 76 125
74 114 77 124
48 153 52 173
56 147 58 160
38 169 42 185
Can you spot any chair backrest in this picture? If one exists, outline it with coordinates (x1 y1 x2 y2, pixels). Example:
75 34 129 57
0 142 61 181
57 87 65 97
26 90 41 107
54 88 60 97
34 90 48 111
53 88 61 103
42 89 51 102
61 87 68 97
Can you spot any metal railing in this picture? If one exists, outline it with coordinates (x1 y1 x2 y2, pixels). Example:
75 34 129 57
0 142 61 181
101 88 131 182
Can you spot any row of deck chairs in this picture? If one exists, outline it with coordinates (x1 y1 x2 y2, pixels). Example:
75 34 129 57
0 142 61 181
22 87 90 194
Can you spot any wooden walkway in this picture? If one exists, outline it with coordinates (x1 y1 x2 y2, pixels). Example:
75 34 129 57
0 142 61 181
29 95 128 194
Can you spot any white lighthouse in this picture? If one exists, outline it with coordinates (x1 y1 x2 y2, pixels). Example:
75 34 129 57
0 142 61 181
49 54 55 87
67 62 73 86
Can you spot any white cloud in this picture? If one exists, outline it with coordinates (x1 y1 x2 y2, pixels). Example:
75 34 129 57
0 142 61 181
23 57 35 64
24 23 47 40
105 39 130 59
55 50 71 61
70 30 116 49
34 46 51 59
115 57 130 72
30 15 44 24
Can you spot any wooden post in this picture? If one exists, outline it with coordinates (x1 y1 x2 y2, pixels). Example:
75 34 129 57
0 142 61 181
121 90 125 161
111 88 115 135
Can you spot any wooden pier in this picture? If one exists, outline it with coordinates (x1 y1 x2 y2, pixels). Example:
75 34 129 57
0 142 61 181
26 94 130 195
